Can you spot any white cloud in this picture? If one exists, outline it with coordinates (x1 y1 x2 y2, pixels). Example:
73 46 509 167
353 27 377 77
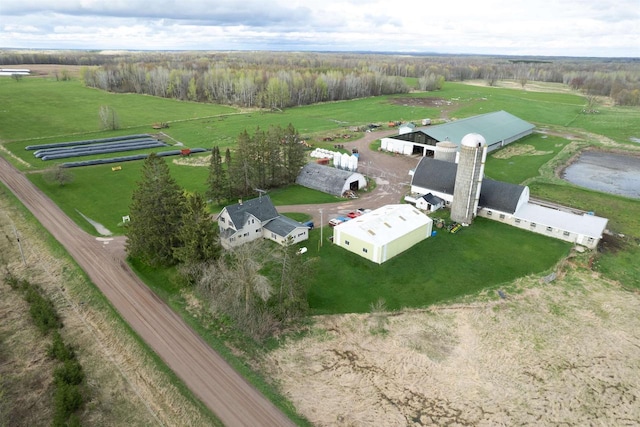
1 0 638 56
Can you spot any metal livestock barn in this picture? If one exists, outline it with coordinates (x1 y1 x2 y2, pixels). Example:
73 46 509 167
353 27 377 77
380 110 535 157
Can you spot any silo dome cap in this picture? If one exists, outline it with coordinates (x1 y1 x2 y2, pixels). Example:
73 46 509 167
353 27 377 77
461 133 486 148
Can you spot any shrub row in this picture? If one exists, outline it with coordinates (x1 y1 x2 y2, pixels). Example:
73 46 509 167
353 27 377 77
6 274 85 426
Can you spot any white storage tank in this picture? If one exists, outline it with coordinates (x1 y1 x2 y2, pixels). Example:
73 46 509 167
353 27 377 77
434 141 458 163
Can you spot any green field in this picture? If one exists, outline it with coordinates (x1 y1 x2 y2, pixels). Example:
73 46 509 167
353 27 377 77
3 73 640 309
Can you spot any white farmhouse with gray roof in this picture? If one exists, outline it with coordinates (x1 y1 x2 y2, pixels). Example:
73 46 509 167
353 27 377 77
217 195 309 249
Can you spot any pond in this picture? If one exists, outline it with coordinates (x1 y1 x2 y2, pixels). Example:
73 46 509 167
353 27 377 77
562 150 640 199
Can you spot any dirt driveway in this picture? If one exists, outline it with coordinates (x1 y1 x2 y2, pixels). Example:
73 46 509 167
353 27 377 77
0 156 294 427
279 129 421 223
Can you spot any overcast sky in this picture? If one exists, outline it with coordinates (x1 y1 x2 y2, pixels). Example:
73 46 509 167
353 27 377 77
1 0 639 57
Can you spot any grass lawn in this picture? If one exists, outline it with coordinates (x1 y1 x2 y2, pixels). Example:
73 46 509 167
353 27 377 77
305 217 571 314
29 160 342 236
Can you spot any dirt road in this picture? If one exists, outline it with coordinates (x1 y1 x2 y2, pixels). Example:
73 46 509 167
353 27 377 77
0 156 294 427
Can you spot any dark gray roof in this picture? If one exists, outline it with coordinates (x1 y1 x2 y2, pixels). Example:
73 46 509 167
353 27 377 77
422 193 444 205
411 157 458 195
224 195 279 228
263 215 306 237
412 157 526 214
296 163 362 197
478 179 526 214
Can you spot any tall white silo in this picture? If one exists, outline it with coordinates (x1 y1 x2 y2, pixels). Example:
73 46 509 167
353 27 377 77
434 141 458 163
450 133 487 225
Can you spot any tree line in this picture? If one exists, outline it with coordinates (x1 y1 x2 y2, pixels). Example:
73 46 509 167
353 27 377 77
3 49 638 105
127 125 311 340
80 63 411 108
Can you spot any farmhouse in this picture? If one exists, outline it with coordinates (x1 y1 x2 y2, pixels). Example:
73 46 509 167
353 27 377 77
333 204 433 264
217 195 309 249
407 136 608 249
381 110 534 156
296 163 367 197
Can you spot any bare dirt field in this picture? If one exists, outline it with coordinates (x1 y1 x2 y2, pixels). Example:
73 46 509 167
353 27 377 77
263 258 640 426
389 97 452 108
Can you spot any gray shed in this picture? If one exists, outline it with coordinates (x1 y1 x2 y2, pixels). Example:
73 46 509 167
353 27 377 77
296 163 367 196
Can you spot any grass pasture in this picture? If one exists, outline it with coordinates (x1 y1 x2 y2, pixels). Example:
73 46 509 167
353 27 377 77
0 77 237 143
485 133 571 184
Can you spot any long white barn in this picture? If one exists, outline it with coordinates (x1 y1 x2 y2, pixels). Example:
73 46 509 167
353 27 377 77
409 157 608 249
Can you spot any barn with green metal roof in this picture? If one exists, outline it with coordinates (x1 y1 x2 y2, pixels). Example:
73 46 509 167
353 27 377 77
380 110 534 156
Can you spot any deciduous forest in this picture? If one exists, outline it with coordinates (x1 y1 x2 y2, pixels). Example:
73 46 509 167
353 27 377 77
3 50 639 106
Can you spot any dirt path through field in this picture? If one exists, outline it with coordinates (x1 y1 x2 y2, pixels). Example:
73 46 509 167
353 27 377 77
0 156 294 427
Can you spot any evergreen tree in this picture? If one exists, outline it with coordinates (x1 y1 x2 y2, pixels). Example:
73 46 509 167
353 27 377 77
267 125 285 186
253 127 268 189
126 153 186 266
174 193 220 280
224 148 233 201
282 123 306 183
206 146 228 204
228 130 254 197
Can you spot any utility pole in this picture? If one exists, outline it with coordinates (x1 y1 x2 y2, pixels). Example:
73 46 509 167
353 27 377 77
319 208 323 248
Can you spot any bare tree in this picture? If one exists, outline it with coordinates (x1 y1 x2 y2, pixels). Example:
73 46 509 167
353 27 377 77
583 95 599 114
43 165 74 186
99 105 120 130
197 239 274 338
519 75 528 89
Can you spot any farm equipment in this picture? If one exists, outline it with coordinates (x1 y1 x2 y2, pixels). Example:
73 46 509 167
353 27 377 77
448 222 462 234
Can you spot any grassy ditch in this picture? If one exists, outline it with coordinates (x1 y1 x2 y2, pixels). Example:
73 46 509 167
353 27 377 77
0 184 221 426
6 276 85 426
